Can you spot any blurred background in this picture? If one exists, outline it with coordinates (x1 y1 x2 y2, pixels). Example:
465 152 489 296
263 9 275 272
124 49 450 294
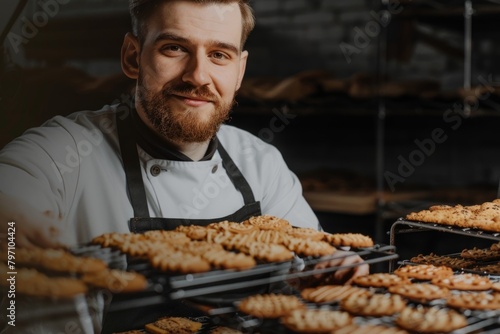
1 0 500 256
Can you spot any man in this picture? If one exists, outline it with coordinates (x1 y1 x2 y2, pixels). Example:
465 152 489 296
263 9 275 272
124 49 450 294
0 0 368 330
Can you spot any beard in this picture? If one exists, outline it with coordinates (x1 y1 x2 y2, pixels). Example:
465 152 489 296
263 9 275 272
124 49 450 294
137 75 234 143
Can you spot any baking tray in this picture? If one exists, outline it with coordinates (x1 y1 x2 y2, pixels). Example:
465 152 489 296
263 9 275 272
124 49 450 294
389 218 500 272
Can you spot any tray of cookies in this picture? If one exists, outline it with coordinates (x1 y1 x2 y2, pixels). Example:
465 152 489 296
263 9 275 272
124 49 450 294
85 216 389 301
197 263 500 334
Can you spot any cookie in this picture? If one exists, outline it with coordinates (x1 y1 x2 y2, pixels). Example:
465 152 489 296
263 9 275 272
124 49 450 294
285 237 336 257
388 283 449 303
175 225 208 240
208 327 242 334
286 227 325 241
431 274 492 291
145 317 202 334
82 269 148 293
332 324 409 334
394 264 453 280
410 253 475 270
143 230 191 245
207 220 258 234
446 291 500 310
300 285 370 304
353 273 410 288
15 268 88 299
202 248 256 270
460 247 500 261
340 293 406 317
243 215 292 231
149 250 211 273
395 306 467 333
492 282 500 292
281 309 352 333
16 247 107 274
237 293 305 319
239 241 294 262
325 233 374 248
472 263 500 274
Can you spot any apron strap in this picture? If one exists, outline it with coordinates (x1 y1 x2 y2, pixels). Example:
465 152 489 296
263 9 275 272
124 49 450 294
217 139 256 205
116 107 150 218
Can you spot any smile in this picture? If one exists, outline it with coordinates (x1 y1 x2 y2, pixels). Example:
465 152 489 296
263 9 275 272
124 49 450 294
172 94 213 107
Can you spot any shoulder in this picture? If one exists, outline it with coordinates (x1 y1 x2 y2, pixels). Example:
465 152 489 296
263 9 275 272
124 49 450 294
217 124 281 159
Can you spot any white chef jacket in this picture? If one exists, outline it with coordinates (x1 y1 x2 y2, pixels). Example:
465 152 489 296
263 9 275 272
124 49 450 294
0 104 319 246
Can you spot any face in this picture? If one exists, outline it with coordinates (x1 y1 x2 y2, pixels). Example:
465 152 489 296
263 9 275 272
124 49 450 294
125 0 248 144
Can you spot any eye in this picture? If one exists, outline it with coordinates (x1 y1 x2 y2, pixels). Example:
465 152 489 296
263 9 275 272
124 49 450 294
161 44 186 55
210 51 231 64
212 52 227 59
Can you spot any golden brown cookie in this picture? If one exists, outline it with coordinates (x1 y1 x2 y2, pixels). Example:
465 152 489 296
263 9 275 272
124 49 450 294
431 274 492 291
332 324 410 334
492 282 500 292
281 309 352 333
16 268 88 299
325 233 374 248
243 215 292 231
388 283 449 303
17 247 107 274
286 227 325 241
82 269 148 293
208 326 242 334
239 241 294 262
340 293 406 317
207 220 258 234
394 264 453 280
300 285 370 304
237 293 305 319
149 249 211 273
143 230 191 245
353 273 410 288
145 317 202 334
395 306 467 333
446 291 500 310
285 237 336 257
175 225 208 240
202 249 256 270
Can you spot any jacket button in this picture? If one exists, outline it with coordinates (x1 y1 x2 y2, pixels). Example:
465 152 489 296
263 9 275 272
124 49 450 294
150 165 162 176
211 165 218 174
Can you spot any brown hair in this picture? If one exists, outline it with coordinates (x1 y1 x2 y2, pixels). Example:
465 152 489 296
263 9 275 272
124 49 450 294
129 0 255 48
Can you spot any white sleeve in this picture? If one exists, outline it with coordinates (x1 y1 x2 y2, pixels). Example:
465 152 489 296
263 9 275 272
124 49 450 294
259 146 321 230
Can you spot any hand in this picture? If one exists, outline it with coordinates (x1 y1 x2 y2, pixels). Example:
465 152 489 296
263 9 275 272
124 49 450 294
0 193 65 249
312 250 369 285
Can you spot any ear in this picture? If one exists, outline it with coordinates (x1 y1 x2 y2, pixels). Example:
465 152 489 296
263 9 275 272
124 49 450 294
235 50 248 91
121 32 141 79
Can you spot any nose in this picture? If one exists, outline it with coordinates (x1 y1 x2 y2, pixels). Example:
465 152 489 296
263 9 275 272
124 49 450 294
182 52 211 87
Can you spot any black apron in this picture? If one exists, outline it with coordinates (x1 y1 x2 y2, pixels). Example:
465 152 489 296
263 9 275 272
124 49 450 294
101 109 262 333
